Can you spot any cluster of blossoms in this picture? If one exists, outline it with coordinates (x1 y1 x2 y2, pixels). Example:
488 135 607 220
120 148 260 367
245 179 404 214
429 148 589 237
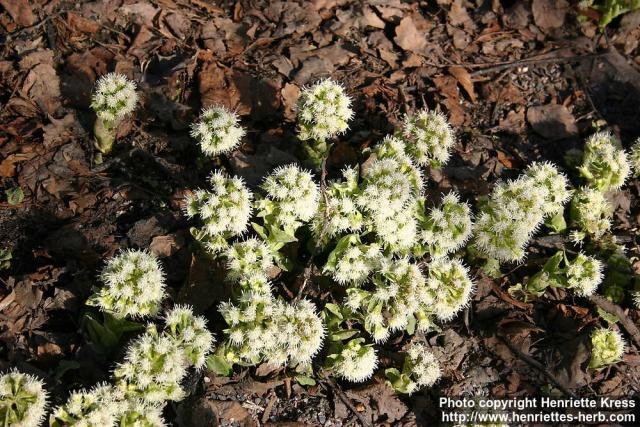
474 162 571 262
417 193 473 258
569 187 613 243
426 258 475 321
296 79 353 143
257 165 320 233
578 132 630 191
219 292 324 367
0 370 47 427
184 171 253 253
51 384 165 427
385 343 441 394
400 110 454 167
525 251 603 297
224 238 274 283
90 73 138 154
589 328 625 369
312 167 363 240
326 338 378 383
94 249 166 318
323 235 381 285
191 106 246 157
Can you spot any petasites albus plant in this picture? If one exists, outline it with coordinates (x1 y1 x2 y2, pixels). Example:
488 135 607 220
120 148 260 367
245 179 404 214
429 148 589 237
0 370 47 427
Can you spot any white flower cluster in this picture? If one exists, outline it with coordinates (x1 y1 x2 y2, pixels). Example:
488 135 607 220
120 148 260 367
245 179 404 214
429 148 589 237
358 157 418 219
385 342 441 394
401 110 454 167
418 192 473 258
115 306 213 404
330 338 378 383
565 253 603 297
224 238 274 283
258 165 320 232
372 203 419 254
312 167 363 239
631 138 640 177
191 105 245 157
0 370 47 427
297 79 353 142
578 132 630 191
474 162 571 262
51 384 166 427
589 328 625 369
51 384 121 427
323 235 381 285
96 249 166 318
185 171 253 253
425 258 474 321
164 305 215 369
91 73 138 125
569 187 613 243
219 293 324 367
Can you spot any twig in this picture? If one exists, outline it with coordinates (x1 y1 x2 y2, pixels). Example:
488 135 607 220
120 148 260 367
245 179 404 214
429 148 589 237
4 11 64 43
319 375 372 427
587 294 640 349
469 52 604 77
261 392 277 423
497 335 577 398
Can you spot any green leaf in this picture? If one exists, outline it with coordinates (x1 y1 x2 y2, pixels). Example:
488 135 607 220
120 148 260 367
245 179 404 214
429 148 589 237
251 222 268 240
295 375 316 386
406 314 416 335
5 187 24 205
330 329 359 341
82 313 119 349
546 212 567 233
266 223 298 244
596 307 619 324
103 312 144 336
324 303 343 319
206 354 234 376
54 360 81 381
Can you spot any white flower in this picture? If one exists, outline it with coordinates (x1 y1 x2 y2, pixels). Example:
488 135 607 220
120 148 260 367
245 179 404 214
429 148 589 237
191 105 245 156
324 236 381 285
96 249 166 318
51 384 120 427
91 73 138 124
0 370 47 427
589 328 625 369
405 343 441 389
426 258 474 321
579 132 630 190
312 167 363 239
372 205 418 254
114 326 188 403
224 238 274 282
418 192 473 258
565 253 603 296
569 187 613 242
164 305 215 369
331 339 378 383
259 164 320 231
185 171 253 243
297 79 353 142
401 110 454 167
524 161 573 215
116 399 166 427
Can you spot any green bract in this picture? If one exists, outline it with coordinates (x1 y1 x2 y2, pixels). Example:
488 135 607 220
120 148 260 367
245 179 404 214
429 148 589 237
0 370 47 427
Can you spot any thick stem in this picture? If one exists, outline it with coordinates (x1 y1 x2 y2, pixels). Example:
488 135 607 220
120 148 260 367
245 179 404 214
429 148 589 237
303 139 330 170
94 117 116 154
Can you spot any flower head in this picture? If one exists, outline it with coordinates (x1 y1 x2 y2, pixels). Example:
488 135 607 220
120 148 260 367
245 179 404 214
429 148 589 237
589 328 625 369
259 165 320 231
116 399 166 427
297 79 353 142
324 235 381 285
224 238 274 282
569 187 613 243
578 132 630 190
91 73 138 124
565 253 603 296
426 258 474 321
525 161 573 216
96 249 166 318
330 338 378 383
371 204 418 254
51 384 120 427
164 305 215 369
312 167 363 239
114 326 188 403
185 171 253 249
0 370 47 427
401 110 454 167
191 105 245 156
418 193 473 258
